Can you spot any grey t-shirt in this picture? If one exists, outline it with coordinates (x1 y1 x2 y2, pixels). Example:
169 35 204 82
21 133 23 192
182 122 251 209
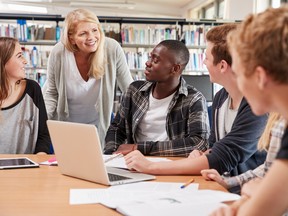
0 79 50 154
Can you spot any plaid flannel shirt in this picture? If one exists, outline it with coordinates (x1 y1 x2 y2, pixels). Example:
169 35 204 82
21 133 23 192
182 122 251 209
225 117 287 189
104 78 210 156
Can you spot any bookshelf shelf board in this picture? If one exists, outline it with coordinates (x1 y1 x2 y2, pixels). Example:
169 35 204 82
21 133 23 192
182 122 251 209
186 45 206 49
130 69 145 72
0 13 63 22
182 71 209 76
122 44 156 48
130 69 209 76
20 40 57 46
25 66 47 70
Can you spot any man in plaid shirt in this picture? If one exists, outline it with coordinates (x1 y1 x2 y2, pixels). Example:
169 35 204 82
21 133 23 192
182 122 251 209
104 40 210 157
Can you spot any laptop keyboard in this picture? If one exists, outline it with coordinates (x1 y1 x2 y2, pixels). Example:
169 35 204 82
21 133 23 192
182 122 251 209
108 173 132 182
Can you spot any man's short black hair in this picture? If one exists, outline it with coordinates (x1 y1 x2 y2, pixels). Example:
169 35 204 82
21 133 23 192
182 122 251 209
158 39 190 70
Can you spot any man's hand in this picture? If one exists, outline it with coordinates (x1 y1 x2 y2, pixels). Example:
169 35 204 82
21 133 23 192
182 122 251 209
114 144 137 155
189 149 211 159
201 169 228 189
124 150 153 173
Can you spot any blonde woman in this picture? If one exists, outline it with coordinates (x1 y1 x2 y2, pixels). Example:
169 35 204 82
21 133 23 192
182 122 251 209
0 37 50 154
44 9 133 145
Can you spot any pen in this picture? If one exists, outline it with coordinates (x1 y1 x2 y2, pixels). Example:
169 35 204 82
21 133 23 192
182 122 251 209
180 178 194 189
104 153 123 163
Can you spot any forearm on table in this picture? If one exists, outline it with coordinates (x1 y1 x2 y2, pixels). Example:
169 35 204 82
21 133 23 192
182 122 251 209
148 155 210 175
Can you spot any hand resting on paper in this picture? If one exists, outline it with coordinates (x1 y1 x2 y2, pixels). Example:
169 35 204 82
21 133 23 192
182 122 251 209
124 150 153 173
114 144 137 155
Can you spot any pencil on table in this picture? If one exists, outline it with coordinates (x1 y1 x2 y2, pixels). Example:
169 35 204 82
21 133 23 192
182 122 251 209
180 178 194 189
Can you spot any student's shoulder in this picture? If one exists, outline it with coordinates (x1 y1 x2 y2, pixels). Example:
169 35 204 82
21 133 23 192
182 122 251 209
25 79 41 89
214 88 227 98
182 80 205 99
125 80 151 94
129 80 147 89
213 88 228 103
25 79 42 95
51 42 65 53
185 83 200 94
105 37 121 48
208 88 227 109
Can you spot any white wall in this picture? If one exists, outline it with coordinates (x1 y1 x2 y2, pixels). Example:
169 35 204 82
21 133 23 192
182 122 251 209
0 0 273 19
223 0 254 20
254 0 270 13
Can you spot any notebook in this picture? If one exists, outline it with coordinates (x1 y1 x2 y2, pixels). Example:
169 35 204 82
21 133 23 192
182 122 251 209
47 120 155 186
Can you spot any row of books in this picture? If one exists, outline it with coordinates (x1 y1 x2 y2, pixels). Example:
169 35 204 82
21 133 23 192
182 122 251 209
118 24 212 46
1 21 209 47
124 50 207 72
182 25 212 46
121 26 179 45
0 21 61 41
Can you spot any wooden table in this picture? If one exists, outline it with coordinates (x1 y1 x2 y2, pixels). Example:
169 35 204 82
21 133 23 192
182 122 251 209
0 154 226 216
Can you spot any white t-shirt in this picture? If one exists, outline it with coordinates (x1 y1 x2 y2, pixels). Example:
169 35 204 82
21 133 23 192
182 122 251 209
65 52 100 125
218 96 238 139
135 91 175 142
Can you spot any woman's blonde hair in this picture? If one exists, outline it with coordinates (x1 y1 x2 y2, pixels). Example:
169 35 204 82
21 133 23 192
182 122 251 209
0 37 18 107
62 8 106 79
258 112 281 151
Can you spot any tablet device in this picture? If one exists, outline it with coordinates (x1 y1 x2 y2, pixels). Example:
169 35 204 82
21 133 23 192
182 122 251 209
0 157 39 169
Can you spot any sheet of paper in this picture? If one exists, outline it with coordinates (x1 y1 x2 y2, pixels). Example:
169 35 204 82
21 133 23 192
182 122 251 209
70 189 150 206
103 154 171 169
101 182 199 209
117 201 227 216
70 187 239 215
111 189 240 207
107 182 199 192
116 190 239 216
70 189 107 205
69 182 198 206
108 190 239 215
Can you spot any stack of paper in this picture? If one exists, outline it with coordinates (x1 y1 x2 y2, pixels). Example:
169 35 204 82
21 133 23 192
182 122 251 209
69 182 240 216
70 182 199 206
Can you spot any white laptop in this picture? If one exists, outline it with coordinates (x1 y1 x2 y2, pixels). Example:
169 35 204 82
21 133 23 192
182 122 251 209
47 120 155 186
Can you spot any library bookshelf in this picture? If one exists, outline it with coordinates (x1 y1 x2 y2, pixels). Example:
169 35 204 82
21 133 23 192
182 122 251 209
0 13 236 101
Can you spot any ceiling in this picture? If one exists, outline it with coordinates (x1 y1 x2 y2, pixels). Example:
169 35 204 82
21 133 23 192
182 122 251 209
0 0 209 18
